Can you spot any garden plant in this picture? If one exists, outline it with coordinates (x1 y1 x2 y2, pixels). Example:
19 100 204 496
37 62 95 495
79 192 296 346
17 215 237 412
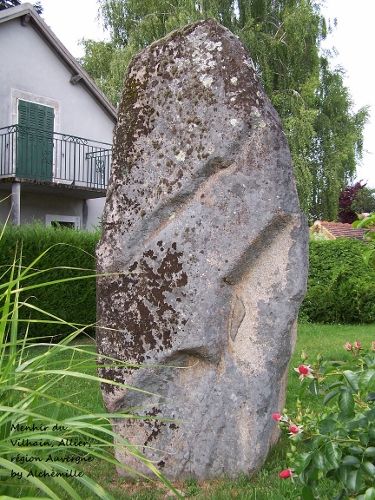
353 212 375 269
273 214 375 500
274 342 375 500
3 213 375 499
0 219 182 499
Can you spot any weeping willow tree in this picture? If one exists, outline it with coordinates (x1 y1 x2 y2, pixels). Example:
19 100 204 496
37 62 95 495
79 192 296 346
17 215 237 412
79 0 368 221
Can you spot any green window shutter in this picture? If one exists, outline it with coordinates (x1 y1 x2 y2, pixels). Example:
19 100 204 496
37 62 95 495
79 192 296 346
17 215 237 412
16 100 54 181
18 100 54 131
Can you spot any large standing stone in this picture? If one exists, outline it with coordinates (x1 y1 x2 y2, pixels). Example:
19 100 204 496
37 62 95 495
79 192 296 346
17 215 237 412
96 18 308 480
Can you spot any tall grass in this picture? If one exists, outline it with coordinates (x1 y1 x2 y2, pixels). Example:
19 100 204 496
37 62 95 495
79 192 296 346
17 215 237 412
0 230 182 499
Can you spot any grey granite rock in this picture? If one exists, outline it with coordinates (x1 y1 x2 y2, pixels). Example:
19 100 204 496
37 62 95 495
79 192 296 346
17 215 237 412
96 18 309 480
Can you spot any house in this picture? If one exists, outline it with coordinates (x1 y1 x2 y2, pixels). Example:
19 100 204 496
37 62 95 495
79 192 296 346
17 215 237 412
0 3 117 230
310 220 374 241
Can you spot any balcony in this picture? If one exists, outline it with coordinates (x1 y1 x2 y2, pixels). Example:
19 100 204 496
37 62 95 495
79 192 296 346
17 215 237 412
0 125 111 195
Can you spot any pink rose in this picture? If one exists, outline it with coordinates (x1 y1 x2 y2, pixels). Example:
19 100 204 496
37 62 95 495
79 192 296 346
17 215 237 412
272 413 282 421
344 342 352 351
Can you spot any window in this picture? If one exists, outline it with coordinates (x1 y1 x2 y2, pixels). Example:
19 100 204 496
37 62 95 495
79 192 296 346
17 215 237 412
46 214 81 229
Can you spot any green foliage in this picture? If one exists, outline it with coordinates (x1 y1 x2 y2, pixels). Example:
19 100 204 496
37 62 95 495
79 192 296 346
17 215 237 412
0 222 182 499
0 223 100 340
78 39 132 107
275 343 375 499
310 63 369 221
301 239 375 324
353 213 375 269
339 181 367 224
79 0 368 221
2 323 364 499
352 189 375 216
2 221 374 338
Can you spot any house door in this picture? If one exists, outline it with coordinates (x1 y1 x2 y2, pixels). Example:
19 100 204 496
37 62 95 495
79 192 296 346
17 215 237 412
16 100 54 181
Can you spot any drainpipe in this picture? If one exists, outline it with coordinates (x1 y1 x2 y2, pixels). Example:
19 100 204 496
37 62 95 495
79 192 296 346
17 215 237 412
11 181 21 226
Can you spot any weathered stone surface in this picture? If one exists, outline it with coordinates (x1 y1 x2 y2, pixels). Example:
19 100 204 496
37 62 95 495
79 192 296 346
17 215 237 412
96 18 308 480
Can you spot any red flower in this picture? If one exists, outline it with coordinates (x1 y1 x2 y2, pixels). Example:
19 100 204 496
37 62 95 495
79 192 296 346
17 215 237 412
272 413 282 421
294 365 314 380
289 425 299 434
279 469 292 478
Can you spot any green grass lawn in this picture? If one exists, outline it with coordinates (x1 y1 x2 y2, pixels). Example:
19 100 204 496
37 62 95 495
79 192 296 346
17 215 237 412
17 323 375 499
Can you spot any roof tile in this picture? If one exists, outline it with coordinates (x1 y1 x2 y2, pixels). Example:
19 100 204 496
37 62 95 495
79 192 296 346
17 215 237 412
311 221 373 241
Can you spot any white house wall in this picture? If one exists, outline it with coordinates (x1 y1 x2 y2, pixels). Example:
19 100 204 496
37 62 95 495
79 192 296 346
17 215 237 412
0 13 116 231
0 194 106 231
21 192 84 225
0 194 11 224
86 198 105 230
0 16 115 142
0 192 86 228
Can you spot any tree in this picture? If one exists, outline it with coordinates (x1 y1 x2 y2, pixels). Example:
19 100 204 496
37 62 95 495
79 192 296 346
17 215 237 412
0 0 20 8
78 39 128 107
79 0 368 220
351 186 375 215
338 181 366 223
0 0 43 14
339 182 375 223
310 62 368 220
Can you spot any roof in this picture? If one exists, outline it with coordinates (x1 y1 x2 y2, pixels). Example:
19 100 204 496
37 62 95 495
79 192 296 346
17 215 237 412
0 3 117 123
310 221 372 241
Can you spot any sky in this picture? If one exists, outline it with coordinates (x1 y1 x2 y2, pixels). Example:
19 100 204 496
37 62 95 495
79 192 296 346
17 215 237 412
28 0 374 188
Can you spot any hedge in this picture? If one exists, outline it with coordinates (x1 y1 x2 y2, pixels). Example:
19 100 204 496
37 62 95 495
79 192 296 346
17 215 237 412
2 224 375 339
0 223 100 339
300 238 375 324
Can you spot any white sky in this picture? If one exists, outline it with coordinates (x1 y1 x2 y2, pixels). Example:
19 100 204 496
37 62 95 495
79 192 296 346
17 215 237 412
321 0 374 188
27 0 375 188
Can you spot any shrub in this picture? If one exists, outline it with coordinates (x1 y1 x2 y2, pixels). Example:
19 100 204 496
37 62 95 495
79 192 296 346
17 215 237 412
0 223 182 499
353 212 375 269
274 343 375 500
301 239 375 324
0 223 100 339
3 223 375 337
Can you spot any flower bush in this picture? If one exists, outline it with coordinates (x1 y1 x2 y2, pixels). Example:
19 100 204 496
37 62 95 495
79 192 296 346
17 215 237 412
274 343 375 500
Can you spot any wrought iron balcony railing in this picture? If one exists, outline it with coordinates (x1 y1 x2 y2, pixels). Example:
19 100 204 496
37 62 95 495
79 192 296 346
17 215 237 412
0 125 112 190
